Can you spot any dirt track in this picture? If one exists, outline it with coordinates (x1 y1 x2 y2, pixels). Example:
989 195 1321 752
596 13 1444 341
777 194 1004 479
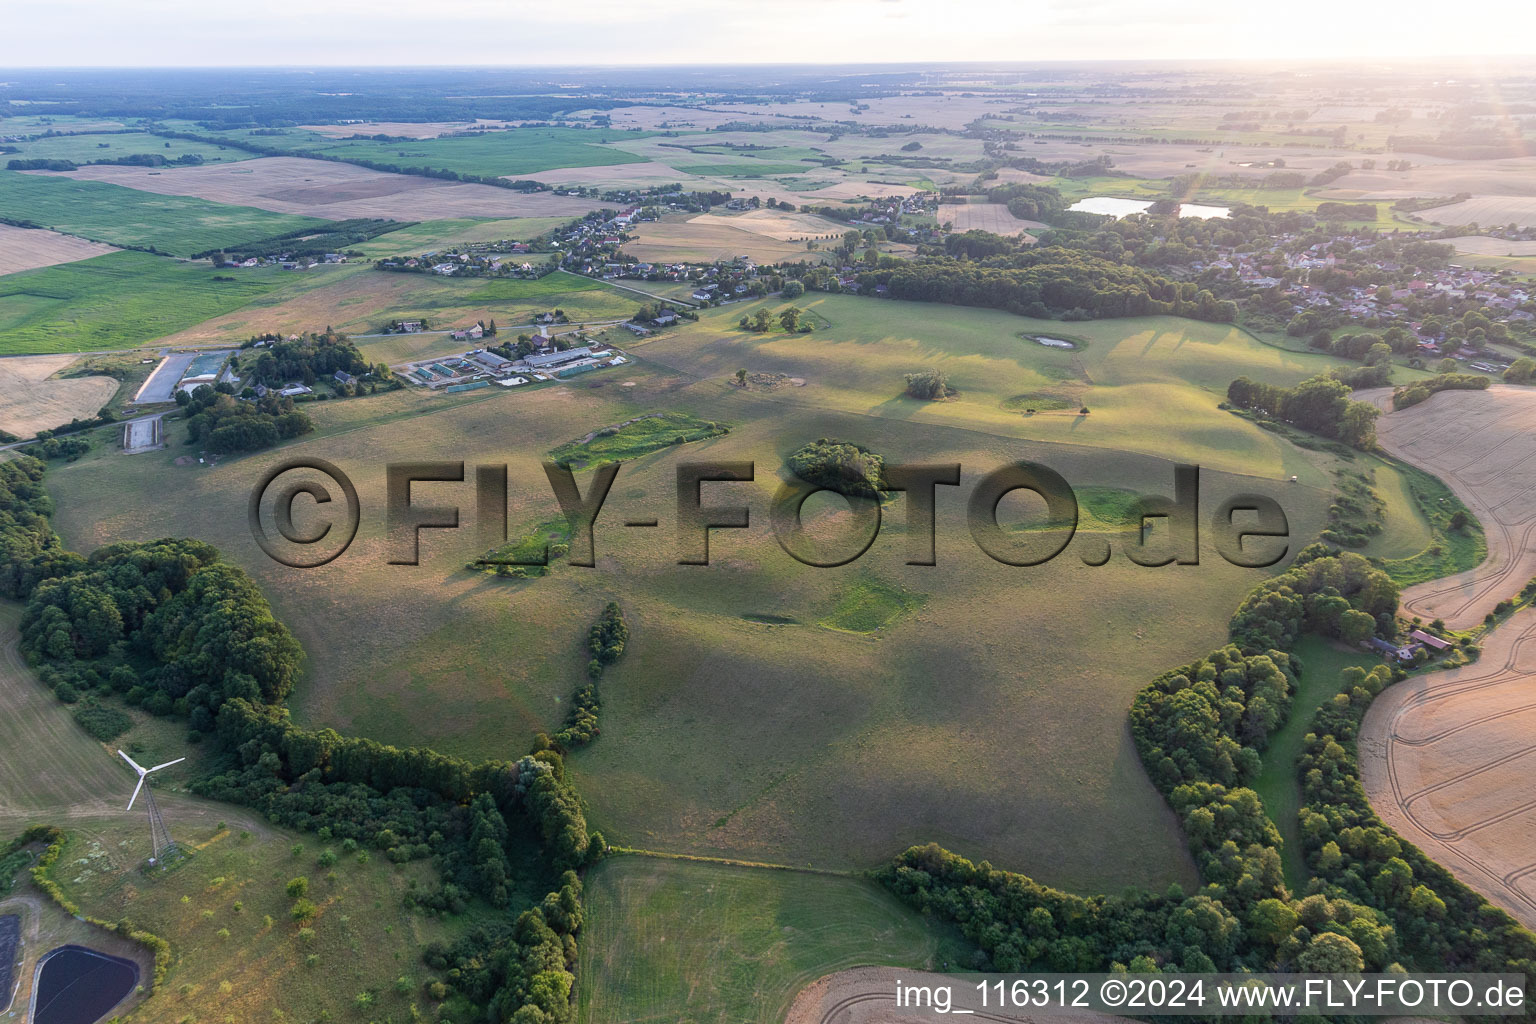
1362 384 1536 629
785 967 1131 1024
1356 384 1536 931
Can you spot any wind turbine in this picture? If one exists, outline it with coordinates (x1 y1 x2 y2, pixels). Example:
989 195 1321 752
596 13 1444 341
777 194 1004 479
118 750 186 864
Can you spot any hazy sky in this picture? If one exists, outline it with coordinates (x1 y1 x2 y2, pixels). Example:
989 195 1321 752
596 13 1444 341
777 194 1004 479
8 0 1536 66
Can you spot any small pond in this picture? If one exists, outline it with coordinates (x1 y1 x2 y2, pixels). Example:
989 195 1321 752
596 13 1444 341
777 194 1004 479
1068 196 1230 219
32 945 138 1024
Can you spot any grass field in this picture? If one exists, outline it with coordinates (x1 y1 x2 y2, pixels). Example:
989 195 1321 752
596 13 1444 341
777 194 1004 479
0 170 326 256
576 856 966 1024
640 295 1368 480
625 216 830 265
0 251 290 354
1251 635 1376 888
189 125 656 178
1 131 257 166
548 410 729 468
353 216 576 256
42 299 1342 895
1377 461 1487 588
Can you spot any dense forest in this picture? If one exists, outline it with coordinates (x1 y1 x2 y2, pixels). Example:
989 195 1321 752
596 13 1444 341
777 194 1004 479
855 248 1239 322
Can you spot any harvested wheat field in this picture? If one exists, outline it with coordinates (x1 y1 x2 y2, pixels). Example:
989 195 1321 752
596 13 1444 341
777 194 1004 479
1420 196 1536 228
624 216 826 264
1360 607 1536 931
687 209 858 241
0 354 118 436
0 223 118 276
1364 385 1536 629
523 159 711 188
1441 235 1536 257
800 180 920 200
938 202 1044 237
38 157 610 221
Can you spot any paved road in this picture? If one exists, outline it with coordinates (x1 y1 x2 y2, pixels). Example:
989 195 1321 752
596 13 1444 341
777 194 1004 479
132 351 194 403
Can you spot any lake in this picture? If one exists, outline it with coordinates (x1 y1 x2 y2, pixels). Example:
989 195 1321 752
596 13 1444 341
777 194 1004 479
1069 196 1230 219
31 945 138 1024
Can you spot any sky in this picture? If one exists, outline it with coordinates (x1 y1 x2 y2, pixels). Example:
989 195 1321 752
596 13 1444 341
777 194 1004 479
7 0 1536 67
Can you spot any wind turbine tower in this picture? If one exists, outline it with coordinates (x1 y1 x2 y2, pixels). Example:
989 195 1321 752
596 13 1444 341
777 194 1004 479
118 750 186 864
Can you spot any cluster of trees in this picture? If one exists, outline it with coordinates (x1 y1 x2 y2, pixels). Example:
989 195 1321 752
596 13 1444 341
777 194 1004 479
178 386 313 454
1226 375 1381 448
1393 372 1490 409
1504 357 1536 384
857 249 1238 323
1229 545 1399 653
238 331 370 387
20 538 304 716
786 438 887 499
545 602 630 751
1310 325 1421 361
738 306 810 333
902 368 952 401
28 434 90 462
1315 202 1377 221
881 546 1428 977
7 152 206 172
422 871 585 1024
0 457 74 601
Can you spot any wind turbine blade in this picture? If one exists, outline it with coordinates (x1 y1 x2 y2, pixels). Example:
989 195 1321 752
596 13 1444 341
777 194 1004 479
127 775 145 811
117 749 146 775
147 757 186 773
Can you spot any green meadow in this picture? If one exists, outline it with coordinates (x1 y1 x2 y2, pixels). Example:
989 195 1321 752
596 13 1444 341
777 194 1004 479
577 857 965 1024
1 131 258 166
0 251 288 354
641 295 1372 480
1252 634 1375 888
352 216 576 256
0 170 325 256
191 126 655 177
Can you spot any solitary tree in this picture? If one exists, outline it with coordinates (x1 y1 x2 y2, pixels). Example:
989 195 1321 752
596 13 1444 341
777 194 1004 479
735 369 748 387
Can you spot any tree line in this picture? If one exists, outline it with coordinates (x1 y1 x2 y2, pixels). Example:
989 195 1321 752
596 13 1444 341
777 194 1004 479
1226 374 1381 449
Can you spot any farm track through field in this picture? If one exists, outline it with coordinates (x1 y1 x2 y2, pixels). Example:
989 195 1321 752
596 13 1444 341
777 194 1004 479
1357 386 1536 929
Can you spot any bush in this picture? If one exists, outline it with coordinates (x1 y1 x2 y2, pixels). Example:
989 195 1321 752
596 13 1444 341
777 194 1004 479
72 702 132 741
903 368 950 400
